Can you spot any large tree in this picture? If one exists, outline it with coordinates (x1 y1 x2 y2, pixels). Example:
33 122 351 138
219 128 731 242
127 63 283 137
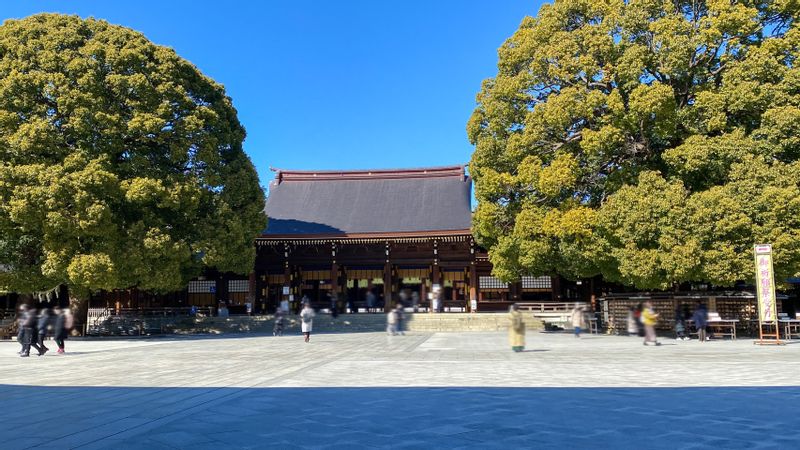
0 14 265 299
468 0 800 289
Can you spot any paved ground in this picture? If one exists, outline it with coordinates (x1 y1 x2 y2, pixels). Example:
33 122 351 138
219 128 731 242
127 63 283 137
2 331 800 449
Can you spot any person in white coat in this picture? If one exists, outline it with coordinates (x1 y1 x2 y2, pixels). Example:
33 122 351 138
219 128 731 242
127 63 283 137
571 304 586 338
300 302 315 343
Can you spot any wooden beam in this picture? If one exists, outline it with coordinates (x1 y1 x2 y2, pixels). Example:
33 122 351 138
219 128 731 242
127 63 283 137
384 262 392 313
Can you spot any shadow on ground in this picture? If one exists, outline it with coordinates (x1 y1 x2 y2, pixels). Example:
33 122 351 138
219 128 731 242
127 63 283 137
2 385 799 449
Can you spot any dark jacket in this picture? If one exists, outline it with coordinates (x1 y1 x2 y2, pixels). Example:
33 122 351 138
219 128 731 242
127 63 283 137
22 309 37 328
692 306 708 328
37 311 50 335
54 313 67 339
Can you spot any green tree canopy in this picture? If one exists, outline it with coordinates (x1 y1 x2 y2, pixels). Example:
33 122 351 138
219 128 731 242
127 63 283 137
468 0 800 289
0 14 265 297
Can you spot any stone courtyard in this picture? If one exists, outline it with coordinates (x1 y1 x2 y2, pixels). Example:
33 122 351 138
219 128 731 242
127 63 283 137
2 331 800 449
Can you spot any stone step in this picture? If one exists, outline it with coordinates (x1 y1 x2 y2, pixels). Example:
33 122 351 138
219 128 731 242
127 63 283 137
89 312 545 335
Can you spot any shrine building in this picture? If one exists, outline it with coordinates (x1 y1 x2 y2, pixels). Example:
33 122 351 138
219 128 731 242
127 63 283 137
253 165 556 313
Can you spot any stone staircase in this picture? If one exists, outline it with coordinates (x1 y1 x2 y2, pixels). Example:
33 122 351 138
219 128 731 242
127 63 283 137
404 313 544 332
165 312 544 335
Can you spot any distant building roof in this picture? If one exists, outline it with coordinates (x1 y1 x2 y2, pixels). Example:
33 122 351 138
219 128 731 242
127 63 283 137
263 165 472 237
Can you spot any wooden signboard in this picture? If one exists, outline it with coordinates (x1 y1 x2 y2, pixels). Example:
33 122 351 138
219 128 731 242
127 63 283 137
754 244 782 345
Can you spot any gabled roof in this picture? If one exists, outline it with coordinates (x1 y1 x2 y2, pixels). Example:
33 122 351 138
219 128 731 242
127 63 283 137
263 165 472 237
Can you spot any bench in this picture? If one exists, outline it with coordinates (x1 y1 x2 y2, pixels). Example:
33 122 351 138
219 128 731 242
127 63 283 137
778 313 800 339
688 312 738 339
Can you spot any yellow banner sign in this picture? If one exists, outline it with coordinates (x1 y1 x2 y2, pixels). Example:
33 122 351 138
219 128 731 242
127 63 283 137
754 244 778 323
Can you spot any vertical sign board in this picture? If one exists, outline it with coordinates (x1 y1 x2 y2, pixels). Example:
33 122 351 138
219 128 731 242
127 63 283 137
754 244 778 323
754 244 780 343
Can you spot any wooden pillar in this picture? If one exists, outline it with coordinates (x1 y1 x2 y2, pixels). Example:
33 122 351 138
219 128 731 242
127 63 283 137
248 271 257 313
331 263 339 295
551 276 561 302
511 281 522 302
331 243 340 311
431 265 440 313
421 279 427 312
383 262 392 312
283 265 291 312
469 264 478 312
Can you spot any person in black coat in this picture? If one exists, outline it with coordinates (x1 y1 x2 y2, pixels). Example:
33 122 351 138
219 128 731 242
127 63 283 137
17 304 29 356
692 303 709 342
19 305 40 357
53 306 68 354
36 308 51 356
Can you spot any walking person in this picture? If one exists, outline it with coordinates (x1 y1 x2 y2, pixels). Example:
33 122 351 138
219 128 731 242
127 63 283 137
508 304 525 352
411 291 420 313
273 308 285 336
626 306 638 336
330 292 339 318
674 303 688 341
692 302 708 342
366 290 376 314
36 307 51 356
634 303 645 337
386 307 398 336
642 301 660 346
19 305 40 357
395 303 405 335
16 304 30 356
571 304 585 338
300 301 315 343
53 306 68 354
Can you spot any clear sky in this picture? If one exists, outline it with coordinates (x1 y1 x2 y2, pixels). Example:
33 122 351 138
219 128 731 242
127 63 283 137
1 1 541 188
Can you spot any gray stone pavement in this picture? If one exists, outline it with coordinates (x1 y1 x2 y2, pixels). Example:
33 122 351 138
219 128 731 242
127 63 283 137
2 331 800 449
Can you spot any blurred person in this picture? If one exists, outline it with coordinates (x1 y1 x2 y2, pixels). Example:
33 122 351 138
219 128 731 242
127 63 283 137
53 306 69 354
386 306 398 335
64 306 74 333
36 307 51 356
626 307 638 336
21 305 43 357
571 304 586 338
642 301 660 346
692 302 708 342
16 304 30 356
509 304 525 352
674 303 688 341
395 303 405 335
366 290 376 313
411 291 420 313
398 289 408 308
634 303 645 337
273 308 285 336
300 301 315 343
432 288 441 314
330 292 339 318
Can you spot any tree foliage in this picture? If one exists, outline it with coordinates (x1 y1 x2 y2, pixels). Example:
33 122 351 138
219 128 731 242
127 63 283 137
0 14 265 295
468 0 800 289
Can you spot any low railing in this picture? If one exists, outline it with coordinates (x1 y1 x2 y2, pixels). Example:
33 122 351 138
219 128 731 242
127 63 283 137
515 302 586 313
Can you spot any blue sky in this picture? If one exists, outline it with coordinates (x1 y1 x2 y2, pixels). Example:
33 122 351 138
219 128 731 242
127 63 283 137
1 1 540 188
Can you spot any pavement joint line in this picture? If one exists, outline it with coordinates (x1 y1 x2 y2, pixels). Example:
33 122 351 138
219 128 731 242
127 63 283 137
395 333 432 353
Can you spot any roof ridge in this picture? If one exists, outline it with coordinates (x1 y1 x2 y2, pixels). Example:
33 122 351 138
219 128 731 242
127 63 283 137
270 165 468 183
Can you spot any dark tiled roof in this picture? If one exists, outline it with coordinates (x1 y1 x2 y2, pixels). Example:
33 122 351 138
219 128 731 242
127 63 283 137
263 166 472 236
